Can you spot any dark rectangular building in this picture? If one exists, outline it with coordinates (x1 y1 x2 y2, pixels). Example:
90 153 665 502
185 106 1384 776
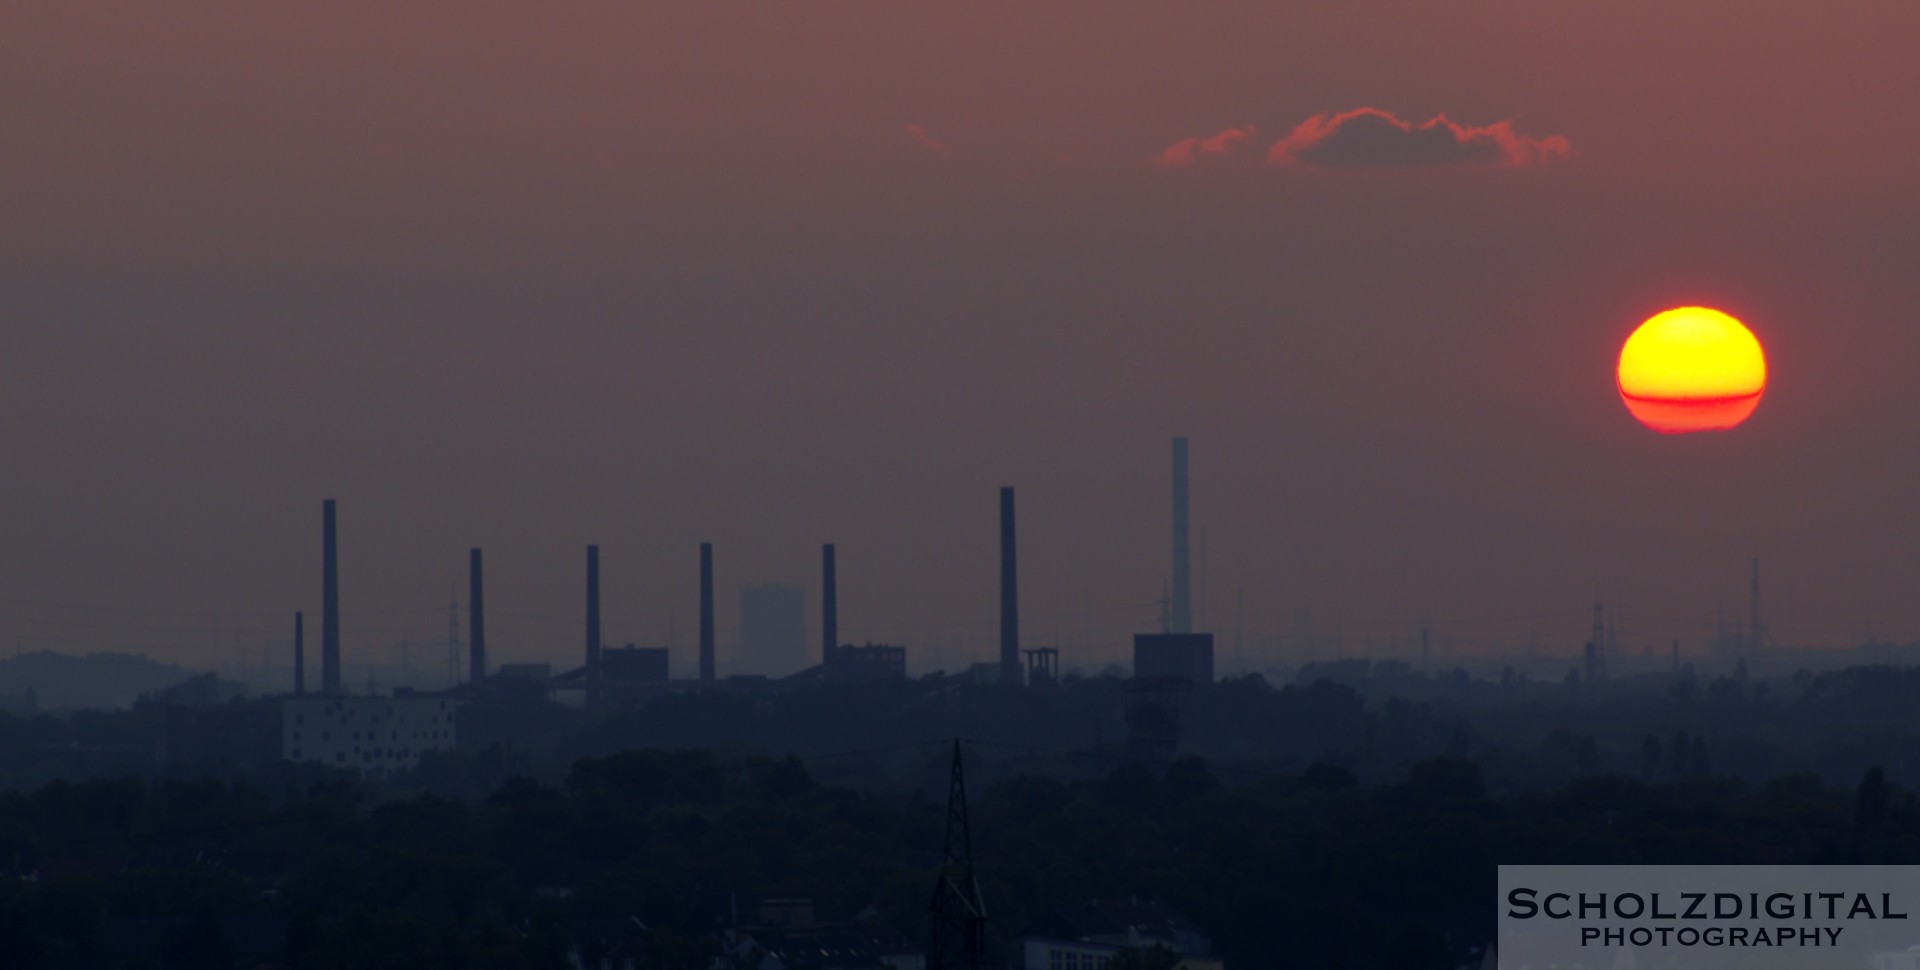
1133 633 1214 684
602 646 670 682
827 644 907 682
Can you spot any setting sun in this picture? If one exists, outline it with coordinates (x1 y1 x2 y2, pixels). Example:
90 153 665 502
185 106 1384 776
1617 306 1767 433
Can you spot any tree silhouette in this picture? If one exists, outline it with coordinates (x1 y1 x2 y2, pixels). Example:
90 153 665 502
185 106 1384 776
1576 736 1599 774
1857 766 1891 828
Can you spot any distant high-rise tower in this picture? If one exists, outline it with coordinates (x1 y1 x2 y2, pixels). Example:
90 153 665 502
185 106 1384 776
1171 437 1192 634
822 544 838 664
999 487 1020 683
321 499 341 694
741 582 808 676
469 549 486 682
699 543 715 683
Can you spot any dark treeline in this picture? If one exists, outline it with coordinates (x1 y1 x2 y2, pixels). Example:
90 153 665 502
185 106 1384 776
9 663 1920 800
510 663 1920 797
2 742 1919 968
4 663 1920 965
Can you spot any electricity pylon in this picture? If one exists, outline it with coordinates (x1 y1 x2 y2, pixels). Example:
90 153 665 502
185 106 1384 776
929 740 989 970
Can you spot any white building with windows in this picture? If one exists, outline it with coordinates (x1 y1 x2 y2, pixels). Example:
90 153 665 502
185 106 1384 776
1871 948 1920 970
281 695 456 777
1016 897 1223 970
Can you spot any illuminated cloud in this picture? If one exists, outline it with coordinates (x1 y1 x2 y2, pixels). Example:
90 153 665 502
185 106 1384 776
1266 108 1570 169
904 124 946 153
1152 126 1257 168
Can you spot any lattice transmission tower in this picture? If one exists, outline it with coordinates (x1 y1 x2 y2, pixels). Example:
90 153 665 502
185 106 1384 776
929 740 990 970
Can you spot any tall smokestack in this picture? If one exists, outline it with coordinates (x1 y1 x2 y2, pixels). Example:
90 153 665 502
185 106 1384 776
1000 487 1020 683
586 545 601 675
469 548 486 682
293 611 305 695
822 543 838 666
699 543 715 682
321 499 341 694
1172 437 1191 634
1750 557 1761 657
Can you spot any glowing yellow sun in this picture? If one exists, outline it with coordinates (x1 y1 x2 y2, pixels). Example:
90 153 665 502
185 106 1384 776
1617 306 1766 433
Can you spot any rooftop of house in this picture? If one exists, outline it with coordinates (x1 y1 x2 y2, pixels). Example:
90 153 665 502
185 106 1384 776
1019 895 1211 953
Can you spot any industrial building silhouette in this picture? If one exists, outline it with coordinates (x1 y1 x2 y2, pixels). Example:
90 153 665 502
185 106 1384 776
151 437 1236 779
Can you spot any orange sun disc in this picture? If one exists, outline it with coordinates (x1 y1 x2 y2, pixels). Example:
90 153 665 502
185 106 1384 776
1616 306 1766 433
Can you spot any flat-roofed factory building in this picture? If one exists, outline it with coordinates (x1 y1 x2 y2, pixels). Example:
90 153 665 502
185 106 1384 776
281 696 457 778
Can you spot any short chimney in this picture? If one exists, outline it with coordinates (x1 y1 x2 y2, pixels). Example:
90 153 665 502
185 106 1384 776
822 544 838 666
322 499 341 694
1000 487 1020 683
469 548 486 682
586 545 601 674
1172 438 1191 634
699 543 715 682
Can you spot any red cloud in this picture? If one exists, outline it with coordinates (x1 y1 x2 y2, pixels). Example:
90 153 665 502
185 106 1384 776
903 124 946 154
1266 108 1570 169
1153 126 1257 168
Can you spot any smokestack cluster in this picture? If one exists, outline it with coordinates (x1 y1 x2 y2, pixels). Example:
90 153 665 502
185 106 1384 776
699 543 715 682
297 510 759 697
295 468 1253 697
822 543 838 665
1000 486 1020 683
322 499 341 694
469 548 486 682
1172 438 1191 634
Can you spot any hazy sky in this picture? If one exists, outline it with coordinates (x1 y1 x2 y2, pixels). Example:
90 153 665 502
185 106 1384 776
4 2 1920 680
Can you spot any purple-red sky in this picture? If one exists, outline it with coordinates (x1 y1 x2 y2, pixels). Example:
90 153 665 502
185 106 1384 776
4 2 1920 680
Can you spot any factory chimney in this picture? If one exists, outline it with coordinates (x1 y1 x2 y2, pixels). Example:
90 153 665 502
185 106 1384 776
1172 437 1192 634
321 499 341 694
822 544 838 666
469 548 486 683
293 612 305 695
699 543 715 683
1750 557 1762 657
586 545 601 680
1000 487 1020 683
